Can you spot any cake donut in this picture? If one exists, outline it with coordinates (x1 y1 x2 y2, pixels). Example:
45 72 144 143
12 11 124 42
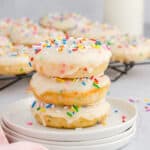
32 37 111 78
0 45 33 75
9 22 50 46
0 36 13 56
69 22 120 42
31 99 110 128
40 13 90 32
0 18 14 37
107 34 150 63
30 73 110 106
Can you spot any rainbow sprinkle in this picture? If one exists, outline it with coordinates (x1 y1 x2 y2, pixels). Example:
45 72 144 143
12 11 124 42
31 101 36 108
93 82 100 89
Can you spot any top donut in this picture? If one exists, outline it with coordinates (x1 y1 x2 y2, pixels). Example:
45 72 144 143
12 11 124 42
31 37 111 78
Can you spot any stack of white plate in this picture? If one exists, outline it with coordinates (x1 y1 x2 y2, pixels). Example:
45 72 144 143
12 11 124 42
1 97 137 150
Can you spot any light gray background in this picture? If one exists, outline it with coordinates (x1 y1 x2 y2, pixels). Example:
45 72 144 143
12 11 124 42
0 0 149 24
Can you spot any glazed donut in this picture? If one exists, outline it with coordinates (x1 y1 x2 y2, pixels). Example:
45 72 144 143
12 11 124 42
30 73 110 106
9 21 50 46
40 13 90 32
107 34 150 63
31 99 110 128
0 45 33 75
68 22 120 42
32 37 111 78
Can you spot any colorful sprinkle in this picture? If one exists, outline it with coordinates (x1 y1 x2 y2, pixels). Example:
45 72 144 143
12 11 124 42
31 101 36 108
40 107 46 112
121 115 126 123
93 82 100 89
19 68 24 72
95 41 102 46
66 112 73 117
56 78 65 82
46 104 53 108
27 121 33 126
28 62 32 67
37 107 40 111
72 105 79 112
81 81 86 86
114 109 119 113
128 98 135 103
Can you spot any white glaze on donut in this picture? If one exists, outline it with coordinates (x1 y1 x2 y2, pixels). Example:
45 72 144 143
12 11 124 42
30 73 110 94
40 13 91 31
31 99 110 124
107 34 150 62
69 22 120 41
32 37 111 77
10 21 49 45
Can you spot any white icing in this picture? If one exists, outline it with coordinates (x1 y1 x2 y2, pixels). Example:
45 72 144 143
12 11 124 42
31 99 110 124
32 37 111 77
69 23 120 40
0 45 33 66
30 73 110 94
10 22 49 45
109 34 150 62
40 13 91 31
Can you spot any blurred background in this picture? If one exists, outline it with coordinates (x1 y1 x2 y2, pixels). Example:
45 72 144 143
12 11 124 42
0 0 148 22
0 0 149 36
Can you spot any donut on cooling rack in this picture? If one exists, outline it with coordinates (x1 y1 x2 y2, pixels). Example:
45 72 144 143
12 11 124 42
107 34 150 63
68 22 120 42
0 44 33 75
9 20 50 46
40 13 91 32
30 73 110 106
31 98 110 128
31 37 112 78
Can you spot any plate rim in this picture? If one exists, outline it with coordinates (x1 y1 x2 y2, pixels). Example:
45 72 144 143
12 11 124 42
1 97 137 141
1 119 136 146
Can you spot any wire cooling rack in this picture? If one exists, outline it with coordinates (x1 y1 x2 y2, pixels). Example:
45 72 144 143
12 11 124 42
106 60 150 82
0 72 34 91
0 60 150 91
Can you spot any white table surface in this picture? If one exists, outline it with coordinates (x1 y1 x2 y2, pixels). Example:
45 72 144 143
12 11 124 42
0 65 150 150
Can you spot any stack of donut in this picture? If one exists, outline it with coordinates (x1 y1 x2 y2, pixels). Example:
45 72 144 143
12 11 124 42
30 37 112 128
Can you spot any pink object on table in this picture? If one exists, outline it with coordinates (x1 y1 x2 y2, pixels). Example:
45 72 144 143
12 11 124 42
0 126 8 144
0 126 48 150
0 141 48 150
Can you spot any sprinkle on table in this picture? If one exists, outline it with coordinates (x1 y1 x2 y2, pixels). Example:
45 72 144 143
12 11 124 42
26 121 33 126
121 115 126 123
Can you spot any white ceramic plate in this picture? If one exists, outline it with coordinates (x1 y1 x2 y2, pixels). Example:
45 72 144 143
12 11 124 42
2 97 137 141
5 128 136 150
1 120 136 146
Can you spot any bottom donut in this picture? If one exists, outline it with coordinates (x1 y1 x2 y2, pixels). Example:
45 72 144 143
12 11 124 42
31 99 110 129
